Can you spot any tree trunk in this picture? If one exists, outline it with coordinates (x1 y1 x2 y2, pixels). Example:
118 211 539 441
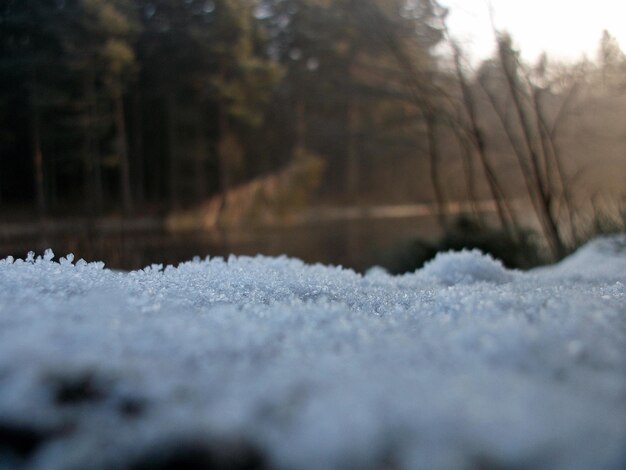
450 44 519 238
131 91 145 206
532 85 577 246
112 79 133 215
453 127 480 219
482 82 551 232
217 100 231 200
345 94 360 199
496 41 566 259
165 95 180 210
295 99 306 154
194 107 207 202
424 111 447 228
30 88 46 219
217 57 231 210
83 70 103 214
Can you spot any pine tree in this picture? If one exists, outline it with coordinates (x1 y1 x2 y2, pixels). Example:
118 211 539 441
261 0 444 201
68 0 139 214
133 0 280 209
0 0 68 217
597 30 626 91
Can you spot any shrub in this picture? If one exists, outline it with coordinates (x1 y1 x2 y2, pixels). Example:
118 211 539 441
384 215 545 274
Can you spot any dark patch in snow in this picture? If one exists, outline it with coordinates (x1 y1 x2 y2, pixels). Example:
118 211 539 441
471 454 524 470
48 371 107 406
117 396 147 418
0 421 52 458
129 437 267 470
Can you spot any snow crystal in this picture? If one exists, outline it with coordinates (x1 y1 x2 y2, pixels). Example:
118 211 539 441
420 249 514 286
0 237 624 470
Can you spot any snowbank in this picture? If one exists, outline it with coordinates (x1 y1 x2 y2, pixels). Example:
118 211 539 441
0 236 624 470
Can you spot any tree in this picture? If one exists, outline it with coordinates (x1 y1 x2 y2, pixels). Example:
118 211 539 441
0 0 67 218
261 0 445 203
474 33 574 259
74 0 139 215
446 38 519 239
597 30 626 91
211 0 281 203
358 0 448 219
133 0 279 211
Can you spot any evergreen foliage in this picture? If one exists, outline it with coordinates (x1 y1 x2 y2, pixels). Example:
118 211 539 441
0 0 443 213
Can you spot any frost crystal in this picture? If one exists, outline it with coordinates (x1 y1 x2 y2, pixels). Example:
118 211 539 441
43 248 55 262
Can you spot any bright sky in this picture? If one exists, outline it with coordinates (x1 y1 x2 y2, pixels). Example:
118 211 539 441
440 0 626 64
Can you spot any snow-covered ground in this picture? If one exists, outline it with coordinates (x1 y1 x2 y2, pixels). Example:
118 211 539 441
0 237 624 470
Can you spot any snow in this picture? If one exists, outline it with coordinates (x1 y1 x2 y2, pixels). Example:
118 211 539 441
0 237 624 470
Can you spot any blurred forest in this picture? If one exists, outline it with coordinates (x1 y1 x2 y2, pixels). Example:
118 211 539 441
0 0 625 268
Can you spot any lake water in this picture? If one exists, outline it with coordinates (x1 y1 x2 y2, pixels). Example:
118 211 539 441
0 214 446 272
